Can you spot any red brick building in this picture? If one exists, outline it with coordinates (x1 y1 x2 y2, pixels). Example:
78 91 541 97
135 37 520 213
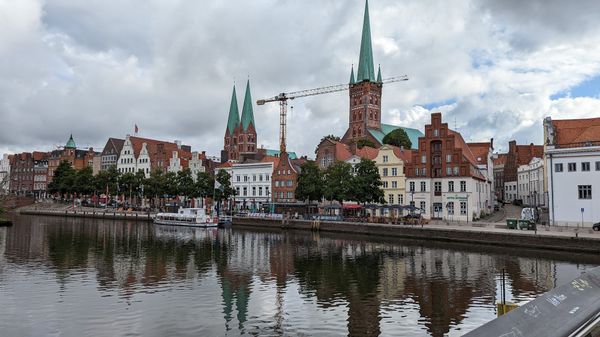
502 140 543 202
405 113 491 221
271 152 306 203
223 80 258 162
9 153 34 195
47 135 98 184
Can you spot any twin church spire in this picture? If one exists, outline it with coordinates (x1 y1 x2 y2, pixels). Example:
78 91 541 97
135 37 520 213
226 80 255 135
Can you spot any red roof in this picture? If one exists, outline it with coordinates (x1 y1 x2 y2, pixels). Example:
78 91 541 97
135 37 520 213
493 153 507 166
334 142 354 162
552 117 600 145
354 146 379 160
448 130 478 166
466 142 491 166
390 145 413 163
515 144 543 165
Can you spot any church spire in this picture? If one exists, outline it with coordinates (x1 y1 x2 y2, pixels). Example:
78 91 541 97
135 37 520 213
65 134 76 149
226 85 240 135
377 64 382 82
240 79 255 132
356 0 375 82
349 65 356 84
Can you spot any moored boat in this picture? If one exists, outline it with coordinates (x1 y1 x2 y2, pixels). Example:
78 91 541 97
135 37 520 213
154 208 218 227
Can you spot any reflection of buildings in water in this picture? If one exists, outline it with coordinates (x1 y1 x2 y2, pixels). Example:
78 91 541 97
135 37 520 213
506 258 554 296
0 228 6 267
377 255 406 300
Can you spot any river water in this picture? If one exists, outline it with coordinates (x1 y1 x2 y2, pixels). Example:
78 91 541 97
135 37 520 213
1 215 599 337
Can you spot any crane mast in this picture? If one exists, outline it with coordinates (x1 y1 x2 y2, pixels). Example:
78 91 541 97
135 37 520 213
256 76 408 153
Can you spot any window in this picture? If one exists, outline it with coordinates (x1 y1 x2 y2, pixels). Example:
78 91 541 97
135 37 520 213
287 192 293 199
582 162 590 171
420 181 426 192
259 174 263 181
578 185 592 199
259 187 263 196
453 167 459 175
434 129 439 137
392 181 398 188
391 168 398 176
554 164 563 172
409 182 415 192
398 194 403 204
383 181 389 188
244 175 249 182
460 201 467 215
447 202 454 215
252 187 256 196
421 155 426 164
446 167 452 175
243 187 247 196
434 182 442 193
460 181 466 192
415 167 419 176
383 155 388 163
596 162 600 171
446 154 452 163
253 175 257 181
420 201 426 213
275 181 280 187
448 181 454 192
568 163 576 172
382 168 388 177
421 168 426 176
388 194 394 204
287 180 293 187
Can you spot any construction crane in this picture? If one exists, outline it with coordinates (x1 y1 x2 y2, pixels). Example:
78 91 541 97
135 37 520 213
256 75 408 153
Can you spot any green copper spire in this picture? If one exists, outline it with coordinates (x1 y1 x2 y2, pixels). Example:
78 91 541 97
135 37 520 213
377 64 382 82
65 134 76 149
240 80 255 132
356 0 376 82
226 85 240 135
349 65 356 84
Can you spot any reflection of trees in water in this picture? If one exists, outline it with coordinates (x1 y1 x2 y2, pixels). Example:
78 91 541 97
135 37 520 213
4 218 600 337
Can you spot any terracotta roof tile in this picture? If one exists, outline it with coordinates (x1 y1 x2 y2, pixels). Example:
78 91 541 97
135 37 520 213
493 154 507 166
466 142 490 166
354 146 379 160
552 117 600 145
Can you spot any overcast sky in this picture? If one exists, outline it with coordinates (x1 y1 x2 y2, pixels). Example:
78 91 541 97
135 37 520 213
2 0 600 158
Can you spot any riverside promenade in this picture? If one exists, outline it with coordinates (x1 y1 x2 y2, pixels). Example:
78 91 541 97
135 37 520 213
233 216 600 254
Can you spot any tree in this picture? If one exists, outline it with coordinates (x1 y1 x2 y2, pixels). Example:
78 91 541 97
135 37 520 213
163 172 179 199
351 158 384 204
356 138 376 149
323 161 353 203
119 172 137 205
74 166 94 196
214 170 234 202
195 171 213 205
48 160 75 197
177 169 196 206
315 134 341 154
382 128 412 149
144 170 165 208
295 161 323 203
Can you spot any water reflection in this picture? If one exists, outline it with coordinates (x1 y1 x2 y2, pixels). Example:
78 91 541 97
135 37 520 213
1 215 599 337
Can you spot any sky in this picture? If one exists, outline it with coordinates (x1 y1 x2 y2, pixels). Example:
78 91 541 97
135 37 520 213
2 0 600 157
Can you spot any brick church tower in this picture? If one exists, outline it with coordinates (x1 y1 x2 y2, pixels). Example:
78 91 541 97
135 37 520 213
342 0 383 145
222 80 257 162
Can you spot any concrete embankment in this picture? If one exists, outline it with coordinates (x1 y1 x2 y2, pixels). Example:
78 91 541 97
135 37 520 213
19 209 154 222
233 217 600 254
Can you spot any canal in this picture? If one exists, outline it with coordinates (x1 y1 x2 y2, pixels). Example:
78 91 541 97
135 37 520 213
1 215 599 337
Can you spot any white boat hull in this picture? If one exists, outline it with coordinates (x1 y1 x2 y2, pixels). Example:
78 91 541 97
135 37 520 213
154 219 218 227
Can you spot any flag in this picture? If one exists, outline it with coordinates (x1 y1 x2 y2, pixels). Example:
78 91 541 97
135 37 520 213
214 180 222 190
134 124 138 134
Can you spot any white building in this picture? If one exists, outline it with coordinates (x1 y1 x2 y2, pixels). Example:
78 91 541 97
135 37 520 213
116 135 191 177
544 117 600 227
0 154 10 194
517 157 545 207
220 161 274 211
117 135 151 176
189 152 207 181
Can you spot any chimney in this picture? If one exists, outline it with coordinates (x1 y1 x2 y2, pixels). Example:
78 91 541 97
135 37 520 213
175 140 182 149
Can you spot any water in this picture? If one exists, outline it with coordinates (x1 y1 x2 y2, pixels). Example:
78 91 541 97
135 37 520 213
1 215 599 337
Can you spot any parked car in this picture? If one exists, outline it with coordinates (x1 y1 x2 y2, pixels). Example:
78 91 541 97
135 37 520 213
593 222 600 231
512 199 523 206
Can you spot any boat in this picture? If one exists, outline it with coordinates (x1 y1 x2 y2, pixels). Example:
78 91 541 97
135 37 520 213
218 215 233 226
154 207 218 227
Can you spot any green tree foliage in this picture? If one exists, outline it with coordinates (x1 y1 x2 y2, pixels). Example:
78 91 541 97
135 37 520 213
176 169 196 206
323 161 353 203
195 172 213 199
48 160 76 196
351 158 384 204
356 138 376 149
295 161 323 203
119 172 137 197
214 170 234 202
163 172 179 198
382 128 412 149
144 170 165 204
74 166 94 196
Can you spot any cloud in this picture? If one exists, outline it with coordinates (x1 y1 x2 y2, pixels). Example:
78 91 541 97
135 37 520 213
1 0 600 158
